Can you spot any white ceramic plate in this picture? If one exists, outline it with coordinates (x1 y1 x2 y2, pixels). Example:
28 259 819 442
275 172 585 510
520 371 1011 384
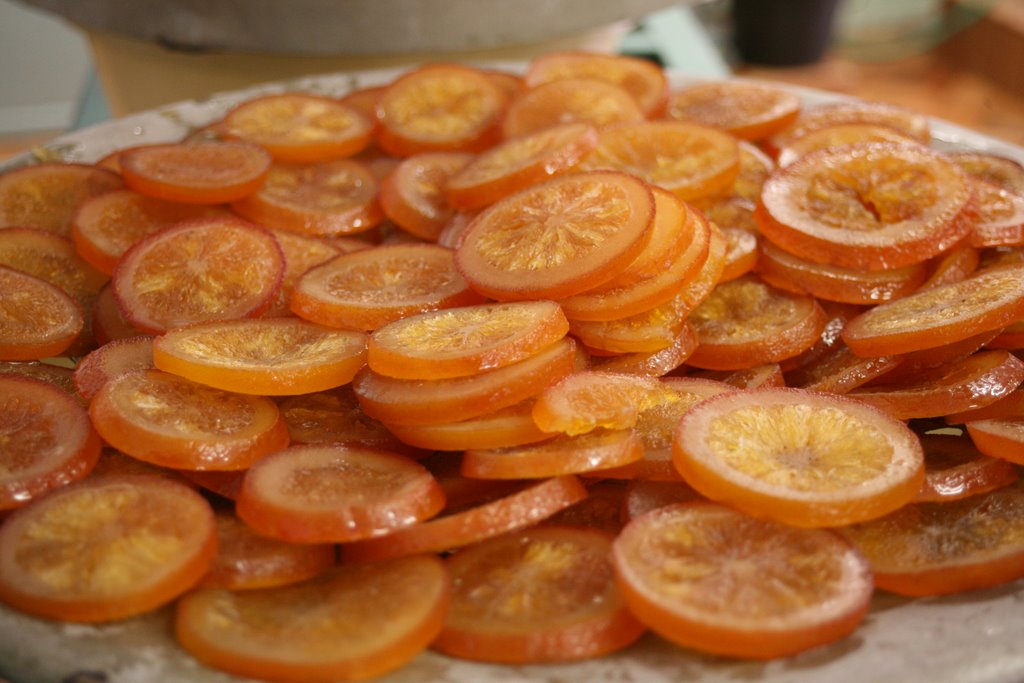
2 66 1024 683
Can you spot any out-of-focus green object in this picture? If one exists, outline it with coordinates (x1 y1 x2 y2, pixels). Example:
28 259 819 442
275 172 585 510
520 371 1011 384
836 0 1000 60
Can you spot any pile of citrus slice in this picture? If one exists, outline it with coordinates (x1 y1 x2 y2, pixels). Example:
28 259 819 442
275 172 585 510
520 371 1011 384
3 49 1024 682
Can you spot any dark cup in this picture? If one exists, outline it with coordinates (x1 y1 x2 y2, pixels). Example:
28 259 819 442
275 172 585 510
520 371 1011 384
732 0 841 66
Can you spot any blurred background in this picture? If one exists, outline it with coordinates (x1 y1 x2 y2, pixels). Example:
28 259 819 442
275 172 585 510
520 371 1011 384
1 0 1022 160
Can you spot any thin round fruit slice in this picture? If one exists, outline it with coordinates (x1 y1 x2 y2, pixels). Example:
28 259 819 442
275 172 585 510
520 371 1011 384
0 227 109 304
524 51 668 117
784 344 902 394
966 418 1024 464
383 399 553 451
119 141 271 204
367 300 569 380
611 501 873 659
666 80 801 141
757 240 928 305
454 170 655 301
685 274 827 371
841 264 1024 356
841 483 1024 596
460 428 644 479
277 385 414 454
532 371 669 436
591 323 698 377
848 350 1024 420
0 359 78 398
230 159 383 236
0 474 216 622
915 433 1019 503
756 142 972 270
766 101 931 156
775 122 921 168
341 475 588 563
0 265 83 360
673 387 925 527
376 63 507 156
153 318 367 395
176 555 449 683
444 122 598 211
70 189 228 275
967 177 1024 248
353 337 577 426
581 121 740 201
949 149 1024 194
236 444 445 543
0 374 101 510
378 152 473 240
0 162 123 237
223 92 373 163
500 77 645 139
72 335 154 400
434 525 645 664
111 216 284 334
200 511 336 591
291 242 483 331
89 369 290 471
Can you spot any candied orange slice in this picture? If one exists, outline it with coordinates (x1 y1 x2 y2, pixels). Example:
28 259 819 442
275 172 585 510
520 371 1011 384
0 474 216 622
236 444 444 543
223 92 373 163
445 122 597 211
581 121 740 201
612 501 872 659
261 227 346 317
231 158 383 236
461 428 644 479
757 142 972 270
784 344 901 394
673 387 924 527
559 198 711 322
849 350 1024 420
119 141 271 204
176 555 449 682
685 274 827 371
353 337 577 426
591 323 698 377
152 318 367 395
291 242 483 331
914 432 1019 503
0 374 101 510
378 152 473 240
524 51 668 118
0 359 77 397
766 101 931 156
0 265 83 360
89 369 290 470
500 77 645 139
967 178 1024 248
841 264 1024 356
0 162 123 237
758 240 928 305
383 399 554 452
775 122 921 167
966 418 1024 465
691 363 787 390
92 282 144 345
532 371 672 436
376 63 507 156
70 189 227 275
454 170 655 300
200 511 335 591
841 483 1024 596
72 335 154 400
341 475 588 563
367 300 568 379
568 225 727 354
718 226 759 282
918 240 979 290
622 479 703 521
949 150 1024 195
277 385 415 454
111 216 284 334
434 525 644 664
666 80 801 141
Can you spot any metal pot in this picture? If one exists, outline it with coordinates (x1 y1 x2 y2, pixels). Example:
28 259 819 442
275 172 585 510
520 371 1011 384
18 0 684 55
